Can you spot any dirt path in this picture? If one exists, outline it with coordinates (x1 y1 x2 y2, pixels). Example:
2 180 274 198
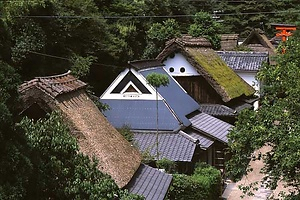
223 146 292 200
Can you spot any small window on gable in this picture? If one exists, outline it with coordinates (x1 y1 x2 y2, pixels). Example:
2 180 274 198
169 67 175 73
180 67 185 73
124 85 138 93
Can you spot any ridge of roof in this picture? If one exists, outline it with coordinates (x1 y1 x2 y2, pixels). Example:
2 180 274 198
19 71 87 98
128 59 165 70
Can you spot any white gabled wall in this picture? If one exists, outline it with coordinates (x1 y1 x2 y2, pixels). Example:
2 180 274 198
100 68 162 100
163 53 199 76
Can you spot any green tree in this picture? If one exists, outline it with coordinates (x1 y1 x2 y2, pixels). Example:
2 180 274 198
143 19 181 59
188 11 222 49
226 32 300 198
146 73 169 160
19 112 142 199
218 0 300 37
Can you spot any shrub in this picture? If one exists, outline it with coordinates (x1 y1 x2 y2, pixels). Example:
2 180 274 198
156 158 177 173
167 163 221 200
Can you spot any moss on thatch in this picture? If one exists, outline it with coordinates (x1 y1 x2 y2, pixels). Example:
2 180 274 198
186 48 255 102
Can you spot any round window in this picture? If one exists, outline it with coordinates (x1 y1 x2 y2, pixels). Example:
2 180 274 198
169 67 175 72
180 67 185 73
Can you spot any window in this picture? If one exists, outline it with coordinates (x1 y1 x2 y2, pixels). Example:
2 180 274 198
169 67 175 72
180 67 185 73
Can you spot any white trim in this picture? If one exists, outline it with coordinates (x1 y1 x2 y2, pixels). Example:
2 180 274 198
121 81 142 94
100 68 163 100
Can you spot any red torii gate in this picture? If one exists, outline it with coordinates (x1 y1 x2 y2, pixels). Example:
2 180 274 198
271 23 297 53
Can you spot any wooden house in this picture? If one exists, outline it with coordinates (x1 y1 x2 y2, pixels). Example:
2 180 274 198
18 71 172 200
156 35 255 115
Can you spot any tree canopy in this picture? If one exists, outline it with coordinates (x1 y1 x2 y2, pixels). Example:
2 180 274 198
226 31 300 198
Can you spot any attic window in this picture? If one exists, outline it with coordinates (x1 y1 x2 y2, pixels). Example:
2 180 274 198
124 85 137 93
180 67 185 73
169 67 174 73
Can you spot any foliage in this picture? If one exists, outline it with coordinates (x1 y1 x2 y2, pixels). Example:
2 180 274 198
167 163 221 200
156 158 177 173
188 12 222 49
18 112 142 199
143 19 181 58
0 61 30 200
117 125 134 143
71 54 97 78
217 0 300 37
226 32 300 197
146 73 169 89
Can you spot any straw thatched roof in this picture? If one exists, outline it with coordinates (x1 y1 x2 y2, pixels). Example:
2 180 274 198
19 71 141 188
157 37 255 102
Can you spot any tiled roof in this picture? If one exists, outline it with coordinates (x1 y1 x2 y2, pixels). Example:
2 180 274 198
100 99 181 131
18 71 86 98
139 67 200 127
199 104 237 116
128 59 165 70
183 129 214 149
126 164 172 200
133 131 197 161
217 51 269 71
188 112 233 144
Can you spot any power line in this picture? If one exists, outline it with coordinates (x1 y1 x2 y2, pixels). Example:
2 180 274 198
28 51 120 68
1 9 298 20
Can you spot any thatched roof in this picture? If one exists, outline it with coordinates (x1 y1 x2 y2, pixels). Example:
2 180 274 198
220 34 239 50
157 38 255 102
165 34 212 48
242 29 276 53
19 72 141 188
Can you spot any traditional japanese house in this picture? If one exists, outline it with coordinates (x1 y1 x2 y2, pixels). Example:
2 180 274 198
241 28 276 64
100 63 233 171
156 35 256 116
18 71 172 200
217 51 269 94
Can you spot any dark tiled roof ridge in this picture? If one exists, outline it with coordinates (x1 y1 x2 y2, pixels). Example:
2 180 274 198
178 130 199 144
217 51 269 56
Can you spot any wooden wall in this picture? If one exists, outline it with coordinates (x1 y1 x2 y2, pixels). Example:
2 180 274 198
175 76 223 104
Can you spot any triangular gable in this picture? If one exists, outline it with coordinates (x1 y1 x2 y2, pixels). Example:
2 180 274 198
242 28 275 51
157 40 255 102
101 68 161 100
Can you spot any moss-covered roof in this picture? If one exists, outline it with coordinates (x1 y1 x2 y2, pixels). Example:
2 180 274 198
186 47 255 102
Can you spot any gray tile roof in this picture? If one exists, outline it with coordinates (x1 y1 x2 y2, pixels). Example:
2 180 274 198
133 131 197 161
217 51 268 72
139 67 200 127
188 112 233 144
199 104 237 117
183 129 214 149
100 99 181 131
126 164 172 200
